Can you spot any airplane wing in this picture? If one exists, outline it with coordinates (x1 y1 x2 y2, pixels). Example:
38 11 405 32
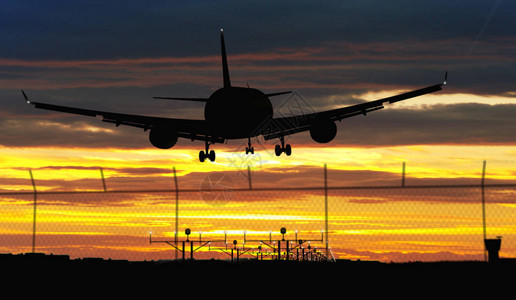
22 92 223 143
260 73 447 141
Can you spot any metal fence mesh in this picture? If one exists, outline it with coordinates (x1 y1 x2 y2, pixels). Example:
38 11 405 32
1 178 514 262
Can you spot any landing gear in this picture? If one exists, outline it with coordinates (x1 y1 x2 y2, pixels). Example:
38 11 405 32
275 136 291 156
199 141 216 162
285 144 292 156
245 137 254 155
199 150 215 162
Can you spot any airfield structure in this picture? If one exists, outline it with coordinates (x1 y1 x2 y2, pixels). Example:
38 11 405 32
149 227 333 262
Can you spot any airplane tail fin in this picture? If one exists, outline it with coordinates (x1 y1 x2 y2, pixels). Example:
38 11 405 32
220 29 231 88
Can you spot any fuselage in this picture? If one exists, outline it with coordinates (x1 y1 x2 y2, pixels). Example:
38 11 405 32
204 87 273 139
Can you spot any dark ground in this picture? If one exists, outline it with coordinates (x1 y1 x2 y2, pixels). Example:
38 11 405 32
2 252 513 295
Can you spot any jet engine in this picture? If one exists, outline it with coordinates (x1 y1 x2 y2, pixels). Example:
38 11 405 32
149 128 178 149
309 117 337 143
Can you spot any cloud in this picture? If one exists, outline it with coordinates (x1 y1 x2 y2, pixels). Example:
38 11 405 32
2 91 516 149
1 0 514 97
3 1 515 59
285 103 516 147
0 117 144 148
2 36 515 95
1 2 515 155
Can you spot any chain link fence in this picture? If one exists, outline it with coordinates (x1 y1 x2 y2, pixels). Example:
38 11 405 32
1 163 515 263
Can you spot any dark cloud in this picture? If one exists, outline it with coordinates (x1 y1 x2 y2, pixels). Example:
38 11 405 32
1 1 515 150
2 1 514 59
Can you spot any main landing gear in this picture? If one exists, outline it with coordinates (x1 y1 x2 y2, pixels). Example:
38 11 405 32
199 137 290 161
275 136 291 156
199 140 215 162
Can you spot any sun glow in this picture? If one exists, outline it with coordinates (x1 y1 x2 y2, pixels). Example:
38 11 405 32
1 141 516 261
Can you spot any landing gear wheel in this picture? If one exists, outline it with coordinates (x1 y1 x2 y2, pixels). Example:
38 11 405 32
199 141 216 162
275 145 282 156
285 144 292 156
274 138 292 157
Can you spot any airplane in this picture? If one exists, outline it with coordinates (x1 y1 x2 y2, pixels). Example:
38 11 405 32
22 29 447 162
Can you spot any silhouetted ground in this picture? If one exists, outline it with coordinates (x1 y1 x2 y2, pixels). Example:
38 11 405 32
2 253 514 294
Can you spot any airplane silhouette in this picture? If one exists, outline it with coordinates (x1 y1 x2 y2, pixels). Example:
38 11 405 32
23 29 447 162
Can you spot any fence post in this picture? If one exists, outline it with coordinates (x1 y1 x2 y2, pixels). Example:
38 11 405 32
29 170 37 253
173 167 179 260
248 165 252 190
324 163 329 258
402 162 406 187
99 168 107 192
481 160 487 261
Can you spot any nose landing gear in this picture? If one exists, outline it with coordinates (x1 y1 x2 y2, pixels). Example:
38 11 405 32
199 141 216 162
245 137 254 155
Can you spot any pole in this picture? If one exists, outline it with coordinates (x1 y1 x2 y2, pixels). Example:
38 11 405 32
402 162 406 187
99 168 107 192
29 170 37 253
324 163 329 257
190 241 194 260
481 160 487 261
277 240 281 260
248 165 252 190
286 241 289 261
173 167 179 260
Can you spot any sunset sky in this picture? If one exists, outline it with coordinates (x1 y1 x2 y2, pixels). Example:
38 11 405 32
1 0 515 262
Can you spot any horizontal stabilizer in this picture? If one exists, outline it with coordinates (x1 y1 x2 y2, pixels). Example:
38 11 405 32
153 97 209 102
266 91 292 97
